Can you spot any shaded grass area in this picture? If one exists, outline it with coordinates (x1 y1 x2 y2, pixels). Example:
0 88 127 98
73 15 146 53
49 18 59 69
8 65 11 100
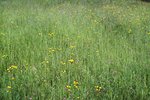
0 0 150 100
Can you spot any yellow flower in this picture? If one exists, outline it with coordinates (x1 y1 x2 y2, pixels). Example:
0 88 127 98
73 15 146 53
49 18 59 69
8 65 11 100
7 65 17 72
46 61 49 63
74 85 79 89
51 49 55 52
66 85 71 91
11 65 17 69
73 80 79 86
7 68 10 72
61 70 66 73
95 86 102 92
48 32 54 37
7 86 11 89
48 48 55 53
74 80 79 89
68 59 74 63
41 58 49 64
11 77 15 80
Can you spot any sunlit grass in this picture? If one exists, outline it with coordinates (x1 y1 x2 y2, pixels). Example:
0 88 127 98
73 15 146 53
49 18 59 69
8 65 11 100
0 0 150 100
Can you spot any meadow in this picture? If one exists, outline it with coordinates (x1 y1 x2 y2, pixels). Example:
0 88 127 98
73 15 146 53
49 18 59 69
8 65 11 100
0 0 150 100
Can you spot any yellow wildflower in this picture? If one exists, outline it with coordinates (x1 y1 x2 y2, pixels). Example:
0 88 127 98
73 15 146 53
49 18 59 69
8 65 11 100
73 80 79 86
7 68 10 72
74 85 78 89
11 65 17 69
61 70 66 74
48 32 54 37
48 48 55 53
51 49 55 52
7 86 11 89
46 61 49 63
66 85 71 91
95 86 102 92
66 85 71 89
68 59 74 63
73 80 79 89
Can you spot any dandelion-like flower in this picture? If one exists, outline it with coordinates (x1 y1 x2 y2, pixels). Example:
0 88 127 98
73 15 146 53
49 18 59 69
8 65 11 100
51 49 55 52
48 48 55 53
68 59 74 63
73 80 79 89
11 65 17 69
7 68 11 72
95 86 102 92
48 32 54 37
7 65 17 72
7 86 11 89
66 85 71 92
41 60 49 64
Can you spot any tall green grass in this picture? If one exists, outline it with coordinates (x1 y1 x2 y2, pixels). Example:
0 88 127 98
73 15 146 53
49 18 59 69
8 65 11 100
0 0 150 100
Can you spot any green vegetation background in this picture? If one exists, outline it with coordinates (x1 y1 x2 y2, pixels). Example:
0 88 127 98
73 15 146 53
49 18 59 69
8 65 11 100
0 0 150 100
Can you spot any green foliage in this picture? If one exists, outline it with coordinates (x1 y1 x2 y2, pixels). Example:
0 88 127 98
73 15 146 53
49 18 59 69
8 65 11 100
0 0 150 100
